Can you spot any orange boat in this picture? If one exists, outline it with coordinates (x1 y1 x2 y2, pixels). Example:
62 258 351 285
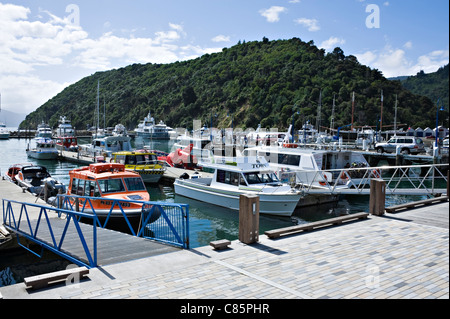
67 163 151 219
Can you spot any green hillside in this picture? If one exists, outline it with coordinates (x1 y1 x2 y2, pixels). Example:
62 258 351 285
399 64 449 128
20 37 441 132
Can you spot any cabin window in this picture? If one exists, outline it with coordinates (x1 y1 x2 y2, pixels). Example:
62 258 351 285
216 170 240 186
124 177 146 191
278 154 300 166
98 178 125 194
243 172 279 184
115 155 126 164
72 178 85 196
84 180 98 197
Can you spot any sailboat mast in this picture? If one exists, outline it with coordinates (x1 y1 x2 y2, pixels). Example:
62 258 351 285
351 91 355 131
331 93 336 132
97 80 100 135
394 94 398 136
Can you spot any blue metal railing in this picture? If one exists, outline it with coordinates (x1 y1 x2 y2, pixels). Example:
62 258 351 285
2 196 189 268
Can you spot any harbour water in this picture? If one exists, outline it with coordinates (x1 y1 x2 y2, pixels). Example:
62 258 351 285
0 131 426 286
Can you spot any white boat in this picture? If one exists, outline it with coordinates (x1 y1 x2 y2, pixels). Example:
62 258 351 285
134 112 170 139
55 116 75 137
79 135 133 158
242 145 373 189
26 137 59 160
174 156 303 217
0 123 10 139
6 163 66 197
35 121 53 138
173 134 212 160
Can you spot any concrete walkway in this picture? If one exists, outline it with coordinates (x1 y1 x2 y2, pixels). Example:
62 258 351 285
1 201 448 300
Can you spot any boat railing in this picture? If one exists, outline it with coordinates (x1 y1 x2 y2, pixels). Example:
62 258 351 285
289 163 449 196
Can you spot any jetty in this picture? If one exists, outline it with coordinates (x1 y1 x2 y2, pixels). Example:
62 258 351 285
1 176 448 300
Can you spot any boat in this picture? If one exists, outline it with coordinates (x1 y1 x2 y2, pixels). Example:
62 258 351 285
55 136 78 152
174 156 303 217
35 121 53 138
0 123 9 139
159 143 198 169
173 134 212 160
26 137 59 160
134 112 171 139
6 163 66 197
79 135 133 158
242 145 373 189
55 116 75 137
67 163 155 220
111 151 165 183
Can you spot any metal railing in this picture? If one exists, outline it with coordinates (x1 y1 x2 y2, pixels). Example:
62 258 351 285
284 163 449 196
2 196 189 268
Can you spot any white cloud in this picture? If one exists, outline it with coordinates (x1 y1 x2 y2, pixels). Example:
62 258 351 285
403 41 413 49
320 37 346 51
0 4 220 114
212 35 231 43
294 18 320 31
259 6 287 23
355 47 449 77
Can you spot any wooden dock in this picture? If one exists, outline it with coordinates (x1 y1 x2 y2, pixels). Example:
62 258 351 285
0 179 180 267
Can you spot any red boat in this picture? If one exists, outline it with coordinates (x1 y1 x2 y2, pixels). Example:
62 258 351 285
55 136 78 152
159 144 198 169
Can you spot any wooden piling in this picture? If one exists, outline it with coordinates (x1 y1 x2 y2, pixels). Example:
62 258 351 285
238 194 259 244
369 179 386 216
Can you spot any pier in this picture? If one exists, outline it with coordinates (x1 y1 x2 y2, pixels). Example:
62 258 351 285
1 176 448 300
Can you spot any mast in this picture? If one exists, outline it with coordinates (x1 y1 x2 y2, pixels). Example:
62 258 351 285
330 93 336 132
394 94 398 136
351 91 355 131
97 80 100 136
316 89 322 133
380 90 384 133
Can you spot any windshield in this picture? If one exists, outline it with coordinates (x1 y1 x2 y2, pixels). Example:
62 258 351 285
243 172 279 184
98 178 125 194
124 177 146 191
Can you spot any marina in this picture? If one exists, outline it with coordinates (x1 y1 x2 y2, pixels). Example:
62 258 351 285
0 131 449 301
0 174 448 299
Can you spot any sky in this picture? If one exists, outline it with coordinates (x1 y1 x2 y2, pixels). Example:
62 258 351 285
0 0 449 115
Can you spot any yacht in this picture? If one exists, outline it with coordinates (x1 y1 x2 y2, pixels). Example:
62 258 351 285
26 137 59 160
0 123 10 139
174 156 303 217
134 112 170 139
79 135 133 158
55 116 75 137
35 121 53 138
242 145 374 189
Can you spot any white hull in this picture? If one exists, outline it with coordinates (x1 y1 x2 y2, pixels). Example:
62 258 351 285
174 179 300 217
27 150 58 160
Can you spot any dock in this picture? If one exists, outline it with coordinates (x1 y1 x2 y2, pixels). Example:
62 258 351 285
1 176 448 300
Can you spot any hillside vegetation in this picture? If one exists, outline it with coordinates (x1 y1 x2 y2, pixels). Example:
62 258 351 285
20 38 444 132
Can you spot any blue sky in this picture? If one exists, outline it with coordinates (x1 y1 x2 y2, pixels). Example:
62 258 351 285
0 0 449 114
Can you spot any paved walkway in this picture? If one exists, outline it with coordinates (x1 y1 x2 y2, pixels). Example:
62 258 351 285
1 201 448 300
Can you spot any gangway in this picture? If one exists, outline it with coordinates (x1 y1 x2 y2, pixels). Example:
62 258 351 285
2 195 189 268
291 163 448 196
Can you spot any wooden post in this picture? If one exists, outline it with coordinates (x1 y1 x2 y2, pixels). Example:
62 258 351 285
369 178 386 216
239 194 259 244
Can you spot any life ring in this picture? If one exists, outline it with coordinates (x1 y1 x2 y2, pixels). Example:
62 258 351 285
371 169 381 178
340 171 349 180
319 175 328 186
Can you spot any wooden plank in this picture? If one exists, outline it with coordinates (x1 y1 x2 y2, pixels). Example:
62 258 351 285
210 239 231 250
24 267 89 290
385 196 448 213
265 213 369 239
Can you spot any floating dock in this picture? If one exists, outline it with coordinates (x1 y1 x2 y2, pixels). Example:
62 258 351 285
0 177 448 300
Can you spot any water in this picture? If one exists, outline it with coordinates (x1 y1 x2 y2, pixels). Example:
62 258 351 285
0 133 425 286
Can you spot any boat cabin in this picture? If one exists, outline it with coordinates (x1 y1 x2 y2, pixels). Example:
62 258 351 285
68 163 149 200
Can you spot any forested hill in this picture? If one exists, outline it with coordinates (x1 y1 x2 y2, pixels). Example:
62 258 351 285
399 64 449 122
20 37 441 132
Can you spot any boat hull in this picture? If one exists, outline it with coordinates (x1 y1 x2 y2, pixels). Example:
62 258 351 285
174 180 301 217
27 150 58 160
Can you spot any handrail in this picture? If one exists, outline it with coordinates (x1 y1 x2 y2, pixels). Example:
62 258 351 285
288 163 449 195
2 196 190 268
